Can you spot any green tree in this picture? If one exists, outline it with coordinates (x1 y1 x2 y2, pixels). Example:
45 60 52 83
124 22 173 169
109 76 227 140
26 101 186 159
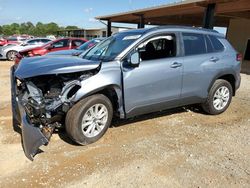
10 23 20 34
45 22 60 35
0 22 80 36
65 25 79 30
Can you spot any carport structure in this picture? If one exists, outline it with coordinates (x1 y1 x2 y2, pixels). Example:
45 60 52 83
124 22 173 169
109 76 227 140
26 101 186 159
96 0 250 73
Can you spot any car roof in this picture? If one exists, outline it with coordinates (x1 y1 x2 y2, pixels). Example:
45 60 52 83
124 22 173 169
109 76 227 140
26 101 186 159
119 25 223 37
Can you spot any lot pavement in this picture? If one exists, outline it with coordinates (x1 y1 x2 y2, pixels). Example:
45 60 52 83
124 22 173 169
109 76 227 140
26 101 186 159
0 61 249 188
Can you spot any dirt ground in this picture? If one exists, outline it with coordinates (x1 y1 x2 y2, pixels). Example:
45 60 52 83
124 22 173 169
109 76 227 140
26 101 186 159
0 61 249 188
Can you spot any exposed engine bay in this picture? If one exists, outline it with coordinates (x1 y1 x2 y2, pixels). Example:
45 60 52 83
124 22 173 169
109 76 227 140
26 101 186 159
14 70 96 159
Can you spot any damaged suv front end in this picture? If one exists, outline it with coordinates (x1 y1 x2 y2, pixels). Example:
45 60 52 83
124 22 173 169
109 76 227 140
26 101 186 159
11 56 100 160
11 31 143 160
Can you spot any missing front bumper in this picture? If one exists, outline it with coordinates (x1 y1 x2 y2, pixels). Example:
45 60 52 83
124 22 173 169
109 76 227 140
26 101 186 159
11 66 49 161
18 102 49 161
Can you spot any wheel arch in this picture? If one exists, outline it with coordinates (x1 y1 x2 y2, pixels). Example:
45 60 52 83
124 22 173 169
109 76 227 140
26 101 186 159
73 84 125 119
208 71 236 96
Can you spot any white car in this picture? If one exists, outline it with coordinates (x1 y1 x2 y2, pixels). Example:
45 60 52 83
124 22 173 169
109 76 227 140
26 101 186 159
0 38 52 61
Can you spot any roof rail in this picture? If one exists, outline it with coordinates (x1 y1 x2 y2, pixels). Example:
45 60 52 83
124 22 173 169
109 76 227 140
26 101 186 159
147 25 219 33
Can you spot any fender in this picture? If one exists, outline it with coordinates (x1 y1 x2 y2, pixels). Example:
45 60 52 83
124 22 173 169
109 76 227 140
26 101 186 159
72 61 125 118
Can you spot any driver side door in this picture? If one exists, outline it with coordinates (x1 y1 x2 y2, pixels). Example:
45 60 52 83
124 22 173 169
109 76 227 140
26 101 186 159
122 33 183 117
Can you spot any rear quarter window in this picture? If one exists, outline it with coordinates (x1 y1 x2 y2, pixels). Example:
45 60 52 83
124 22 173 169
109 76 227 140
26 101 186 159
208 35 225 52
182 33 206 56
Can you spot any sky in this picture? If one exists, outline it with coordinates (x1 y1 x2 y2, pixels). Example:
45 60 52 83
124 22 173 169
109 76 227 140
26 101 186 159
0 0 178 27
0 0 226 34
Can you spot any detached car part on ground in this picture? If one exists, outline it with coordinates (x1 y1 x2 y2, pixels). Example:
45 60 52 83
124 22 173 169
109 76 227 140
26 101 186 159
11 26 241 160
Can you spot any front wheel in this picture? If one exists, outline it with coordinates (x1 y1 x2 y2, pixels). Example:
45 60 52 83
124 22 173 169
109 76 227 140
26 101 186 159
6 50 18 61
65 94 113 145
202 79 233 115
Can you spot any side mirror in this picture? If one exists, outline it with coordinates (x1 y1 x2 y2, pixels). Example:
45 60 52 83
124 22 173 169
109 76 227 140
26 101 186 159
130 51 140 67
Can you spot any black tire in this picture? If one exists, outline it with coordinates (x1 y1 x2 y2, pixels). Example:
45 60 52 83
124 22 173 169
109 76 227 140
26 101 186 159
202 79 233 115
6 50 17 61
65 94 113 145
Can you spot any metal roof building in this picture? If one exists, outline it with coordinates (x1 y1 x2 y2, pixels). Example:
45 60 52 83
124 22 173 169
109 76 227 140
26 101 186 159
96 0 250 73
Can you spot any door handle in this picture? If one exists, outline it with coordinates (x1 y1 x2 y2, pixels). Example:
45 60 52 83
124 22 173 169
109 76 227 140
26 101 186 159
210 57 219 62
170 62 182 68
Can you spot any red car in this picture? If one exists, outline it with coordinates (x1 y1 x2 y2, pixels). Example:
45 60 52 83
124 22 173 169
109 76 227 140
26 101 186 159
0 37 26 46
15 38 87 64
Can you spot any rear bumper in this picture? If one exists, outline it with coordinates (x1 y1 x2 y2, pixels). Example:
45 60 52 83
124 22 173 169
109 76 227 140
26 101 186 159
235 72 241 91
10 66 49 161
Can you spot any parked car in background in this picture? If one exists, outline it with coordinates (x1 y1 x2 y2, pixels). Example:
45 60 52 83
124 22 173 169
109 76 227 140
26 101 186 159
15 37 87 64
0 38 7 46
0 38 52 61
5 36 27 46
47 38 104 56
11 26 241 160
0 36 30 46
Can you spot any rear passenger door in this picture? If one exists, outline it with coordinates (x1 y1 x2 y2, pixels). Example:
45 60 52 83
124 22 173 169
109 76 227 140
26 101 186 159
180 32 226 104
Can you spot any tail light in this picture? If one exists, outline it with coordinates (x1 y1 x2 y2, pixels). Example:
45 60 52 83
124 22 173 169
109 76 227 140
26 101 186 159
14 53 22 65
236 53 242 62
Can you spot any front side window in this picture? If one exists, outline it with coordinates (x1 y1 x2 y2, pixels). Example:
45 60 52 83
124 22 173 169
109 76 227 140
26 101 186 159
139 34 176 61
52 39 69 48
183 33 206 56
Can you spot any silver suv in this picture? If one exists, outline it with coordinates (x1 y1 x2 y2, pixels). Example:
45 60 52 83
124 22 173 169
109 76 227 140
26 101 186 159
11 26 241 160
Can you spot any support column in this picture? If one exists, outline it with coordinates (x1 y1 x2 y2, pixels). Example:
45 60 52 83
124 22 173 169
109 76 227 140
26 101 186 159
107 20 112 37
203 3 216 29
137 15 145 29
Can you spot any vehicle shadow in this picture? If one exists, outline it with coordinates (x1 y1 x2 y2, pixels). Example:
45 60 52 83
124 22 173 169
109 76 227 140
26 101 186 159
57 105 205 145
112 105 204 127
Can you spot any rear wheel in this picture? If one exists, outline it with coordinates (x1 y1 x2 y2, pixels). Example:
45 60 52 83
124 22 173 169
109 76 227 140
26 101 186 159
6 50 17 61
65 94 113 145
202 79 233 115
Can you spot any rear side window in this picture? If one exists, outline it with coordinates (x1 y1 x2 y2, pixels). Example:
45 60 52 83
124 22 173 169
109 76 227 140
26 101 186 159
27 39 39 44
72 40 85 47
52 39 69 48
41 39 51 43
205 35 214 53
182 33 206 55
208 35 224 52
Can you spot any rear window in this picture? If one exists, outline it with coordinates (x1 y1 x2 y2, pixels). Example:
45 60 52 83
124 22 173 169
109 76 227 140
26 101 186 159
72 40 85 47
182 33 206 56
208 35 224 52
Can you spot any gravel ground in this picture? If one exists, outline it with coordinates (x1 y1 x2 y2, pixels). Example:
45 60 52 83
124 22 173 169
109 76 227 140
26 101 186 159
0 61 249 188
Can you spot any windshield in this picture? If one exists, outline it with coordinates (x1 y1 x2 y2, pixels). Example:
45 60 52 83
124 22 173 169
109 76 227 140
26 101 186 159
82 32 142 61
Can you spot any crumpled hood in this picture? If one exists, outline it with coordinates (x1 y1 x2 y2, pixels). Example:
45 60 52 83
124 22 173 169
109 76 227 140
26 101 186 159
15 56 100 79
47 49 82 56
